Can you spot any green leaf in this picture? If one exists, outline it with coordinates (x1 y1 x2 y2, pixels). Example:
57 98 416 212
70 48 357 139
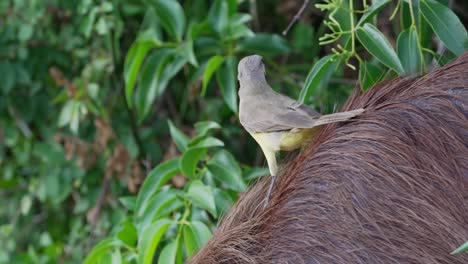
150 0 186 41
180 148 207 179
451 241 468 254
167 120 189 152
213 188 234 215
135 158 180 217
180 39 198 67
119 196 136 212
124 41 155 107
332 1 352 45
191 221 212 247
188 137 224 149
207 150 246 192
237 34 290 55
138 190 179 232
136 49 173 121
400 2 412 30
216 56 238 113
182 225 198 257
202 55 225 96
0 60 15 93
186 180 216 217
227 14 254 40
183 221 212 257
356 23 405 74
420 0 468 55
137 52 187 122
397 27 422 75
137 219 172 264
359 61 385 91
299 55 339 103
158 239 179 264
180 137 224 179
84 238 122 264
208 0 229 37
116 220 137 248
194 121 221 138
357 0 391 27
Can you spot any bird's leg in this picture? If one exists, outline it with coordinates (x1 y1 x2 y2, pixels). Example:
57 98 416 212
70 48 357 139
264 174 277 207
261 148 278 208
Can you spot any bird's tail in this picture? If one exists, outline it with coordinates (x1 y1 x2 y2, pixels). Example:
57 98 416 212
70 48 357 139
314 108 364 126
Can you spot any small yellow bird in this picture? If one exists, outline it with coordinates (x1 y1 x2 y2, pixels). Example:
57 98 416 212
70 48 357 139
237 55 364 206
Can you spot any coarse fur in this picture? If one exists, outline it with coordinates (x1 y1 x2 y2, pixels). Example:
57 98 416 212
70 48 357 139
188 53 468 264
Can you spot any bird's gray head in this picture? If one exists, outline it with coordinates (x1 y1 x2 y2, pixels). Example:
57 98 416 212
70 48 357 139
237 55 266 82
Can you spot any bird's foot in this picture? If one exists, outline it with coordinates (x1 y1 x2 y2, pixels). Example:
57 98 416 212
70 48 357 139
264 175 277 208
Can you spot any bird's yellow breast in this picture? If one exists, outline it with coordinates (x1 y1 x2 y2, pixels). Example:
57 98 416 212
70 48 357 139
251 128 318 153
279 129 317 151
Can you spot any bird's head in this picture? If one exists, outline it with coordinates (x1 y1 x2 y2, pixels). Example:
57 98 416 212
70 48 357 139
237 55 266 82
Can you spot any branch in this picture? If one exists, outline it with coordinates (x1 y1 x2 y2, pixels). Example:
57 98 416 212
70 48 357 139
282 0 310 36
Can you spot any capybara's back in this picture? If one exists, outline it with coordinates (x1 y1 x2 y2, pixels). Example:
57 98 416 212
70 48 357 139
189 54 468 264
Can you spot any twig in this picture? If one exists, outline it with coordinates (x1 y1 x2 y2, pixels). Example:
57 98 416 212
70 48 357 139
86 176 112 251
249 0 260 31
282 0 310 36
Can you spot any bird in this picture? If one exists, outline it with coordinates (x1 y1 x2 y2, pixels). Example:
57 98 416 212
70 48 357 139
237 54 364 207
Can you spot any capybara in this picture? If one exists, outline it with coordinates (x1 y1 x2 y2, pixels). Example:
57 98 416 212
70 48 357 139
188 53 468 264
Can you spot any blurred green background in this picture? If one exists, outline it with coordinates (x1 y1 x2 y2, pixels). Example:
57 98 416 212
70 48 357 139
1 0 467 263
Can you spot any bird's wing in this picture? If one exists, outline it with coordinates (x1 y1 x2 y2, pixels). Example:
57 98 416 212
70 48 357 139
240 92 322 133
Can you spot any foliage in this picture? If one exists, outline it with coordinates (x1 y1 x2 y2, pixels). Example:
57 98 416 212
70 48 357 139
0 0 466 263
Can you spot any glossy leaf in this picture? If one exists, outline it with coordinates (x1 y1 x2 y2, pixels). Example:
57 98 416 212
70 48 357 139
150 0 185 41
213 188 235 215
135 158 180 217
180 137 224 178
182 225 198 257
299 55 339 103
124 41 155 107
356 23 405 74
191 221 212 246
216 56 238 113
194 121 221 138
186 180 216 217
136 49 172 119
207 150 246 192
420 0 468 55
158 239 179 264
83 238 122 264
357 0 391 27
208 0 228 37
397 27 422 75
182 220 212 258
180 148 207 179
136 49 188 122
116 220 137 248
202 55 225 96
137 219 172 264
237 34 290 55
359 61 385 91
226 13 253 40
137 190 179 232
168 120 190 153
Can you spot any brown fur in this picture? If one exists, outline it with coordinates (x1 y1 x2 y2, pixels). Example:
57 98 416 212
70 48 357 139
188 54 468 264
